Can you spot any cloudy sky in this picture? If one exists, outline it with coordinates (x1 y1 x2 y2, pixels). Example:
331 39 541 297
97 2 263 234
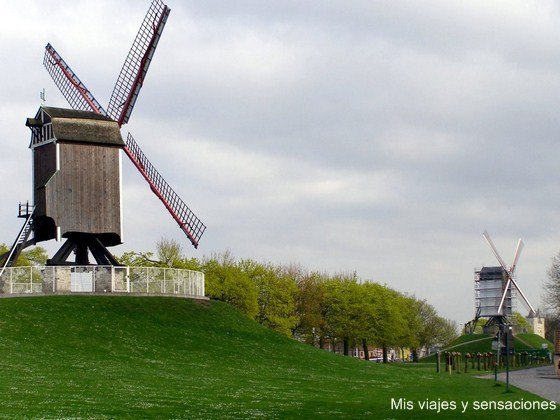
2 0 560 325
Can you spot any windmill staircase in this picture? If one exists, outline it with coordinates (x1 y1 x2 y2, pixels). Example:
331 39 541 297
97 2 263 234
0 203 35 278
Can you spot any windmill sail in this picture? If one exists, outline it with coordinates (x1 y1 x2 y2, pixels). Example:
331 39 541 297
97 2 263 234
482 231 536 317
42 0 206 249
43 44 106 115
125 133 206 248
107 0 171 126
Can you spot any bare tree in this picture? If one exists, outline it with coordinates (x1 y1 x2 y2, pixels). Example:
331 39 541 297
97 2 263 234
156 237 183 267
544 251 560 315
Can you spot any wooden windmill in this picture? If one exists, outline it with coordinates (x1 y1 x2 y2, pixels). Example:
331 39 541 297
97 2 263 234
1 0 205 270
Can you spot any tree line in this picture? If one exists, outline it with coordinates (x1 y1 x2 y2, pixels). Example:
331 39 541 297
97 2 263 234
119 239 458 361
1 239 458 360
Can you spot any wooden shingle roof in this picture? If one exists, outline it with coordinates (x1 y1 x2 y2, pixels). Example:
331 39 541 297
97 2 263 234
41 106 125 147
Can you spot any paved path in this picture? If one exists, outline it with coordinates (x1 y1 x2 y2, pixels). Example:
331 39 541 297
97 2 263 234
479 365 560 403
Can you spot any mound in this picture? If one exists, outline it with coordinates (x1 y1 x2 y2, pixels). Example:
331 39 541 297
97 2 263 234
0 296 556 418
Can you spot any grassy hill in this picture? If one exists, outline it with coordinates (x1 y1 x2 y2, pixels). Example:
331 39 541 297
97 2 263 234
0 296 557 418
421 333 554 363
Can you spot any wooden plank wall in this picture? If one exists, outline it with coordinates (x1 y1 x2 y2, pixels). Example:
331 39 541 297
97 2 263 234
33 142 57 217
45 143 122 244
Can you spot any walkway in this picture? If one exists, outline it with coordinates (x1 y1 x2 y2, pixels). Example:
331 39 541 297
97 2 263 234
479 365 560 403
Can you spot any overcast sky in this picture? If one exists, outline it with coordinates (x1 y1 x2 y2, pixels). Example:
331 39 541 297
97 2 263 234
2 0 560 325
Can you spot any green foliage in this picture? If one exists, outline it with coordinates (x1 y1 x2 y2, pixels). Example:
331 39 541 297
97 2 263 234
512 311 532 333
0 243 48 267
117 239 201 271
239 259 299 336
203 255 259 319
322 277 364 351
115 239 455 355
295 272 328 344
409 299 458 356
156 237 183 266
0 296 556 418
118 250 161 267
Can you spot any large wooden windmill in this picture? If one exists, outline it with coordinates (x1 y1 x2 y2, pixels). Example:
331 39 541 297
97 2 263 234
1 0 205 270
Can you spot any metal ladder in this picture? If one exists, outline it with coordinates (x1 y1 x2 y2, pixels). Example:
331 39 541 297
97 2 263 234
0 203 35 278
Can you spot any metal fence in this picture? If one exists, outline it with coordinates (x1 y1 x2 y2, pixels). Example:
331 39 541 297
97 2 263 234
0 266 205 298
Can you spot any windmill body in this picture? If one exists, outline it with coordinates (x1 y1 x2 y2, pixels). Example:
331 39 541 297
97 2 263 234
475 266 517 318
25 107 124 265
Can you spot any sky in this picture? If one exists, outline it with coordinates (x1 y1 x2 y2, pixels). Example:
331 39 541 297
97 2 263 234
2 0 560 326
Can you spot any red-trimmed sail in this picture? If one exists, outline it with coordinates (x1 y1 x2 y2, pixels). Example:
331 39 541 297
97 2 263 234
107 0 170 126
42 1 206 249
124 133 206 248
43 43 106 115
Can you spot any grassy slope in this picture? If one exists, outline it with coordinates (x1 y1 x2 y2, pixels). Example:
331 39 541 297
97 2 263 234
515 333 555 352
0 296 557 419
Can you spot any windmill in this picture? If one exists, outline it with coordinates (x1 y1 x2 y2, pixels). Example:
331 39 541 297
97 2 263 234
473 230 536 332
1 0 205 271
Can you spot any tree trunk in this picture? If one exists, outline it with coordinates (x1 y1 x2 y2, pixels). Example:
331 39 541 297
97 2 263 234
412 348 418 363
382 345 388 363
362 339 369 360
319 336 324 350
343 338 349 356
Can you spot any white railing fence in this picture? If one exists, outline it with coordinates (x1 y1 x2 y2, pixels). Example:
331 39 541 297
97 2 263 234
0 266 205 298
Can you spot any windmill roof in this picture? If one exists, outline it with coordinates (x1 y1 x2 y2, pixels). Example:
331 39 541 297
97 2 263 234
41 106 114 122
40 107 124 147
480 266 505 273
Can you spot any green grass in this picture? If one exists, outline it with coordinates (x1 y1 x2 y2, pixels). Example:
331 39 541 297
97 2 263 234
514 333 554 352
0 296 557 418
421 333 554 363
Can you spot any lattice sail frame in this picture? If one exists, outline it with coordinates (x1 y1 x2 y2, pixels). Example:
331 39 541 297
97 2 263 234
125 134 206 247
482 231 536 317
41 0 206 249
107 0 170 125
43 44 106 115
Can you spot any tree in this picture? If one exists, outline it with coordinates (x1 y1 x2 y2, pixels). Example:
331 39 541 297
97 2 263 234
239 260 299 336
294 272 328 346
376 287 408 363
433 318 458 347
156 237 183 267
118 251 161 267
0 244 48 267
511 311 532 333
202 254 258 319
544 251 560 315
544 312 559 344
117 238 201 270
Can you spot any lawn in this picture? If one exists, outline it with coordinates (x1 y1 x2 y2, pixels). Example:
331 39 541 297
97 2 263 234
0 295 557 418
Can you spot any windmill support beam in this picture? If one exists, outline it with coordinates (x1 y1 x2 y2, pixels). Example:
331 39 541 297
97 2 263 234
47 234 122 266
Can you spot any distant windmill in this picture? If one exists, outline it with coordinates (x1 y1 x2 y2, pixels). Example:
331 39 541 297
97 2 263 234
1 0 205 272
472 230 536 332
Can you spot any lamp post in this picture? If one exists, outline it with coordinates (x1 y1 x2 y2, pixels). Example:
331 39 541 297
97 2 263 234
505 324 512 392
494 329 500 384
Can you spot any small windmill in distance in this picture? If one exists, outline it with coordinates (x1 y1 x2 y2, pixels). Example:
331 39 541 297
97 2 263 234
465 230 537 335
1 0 205 272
